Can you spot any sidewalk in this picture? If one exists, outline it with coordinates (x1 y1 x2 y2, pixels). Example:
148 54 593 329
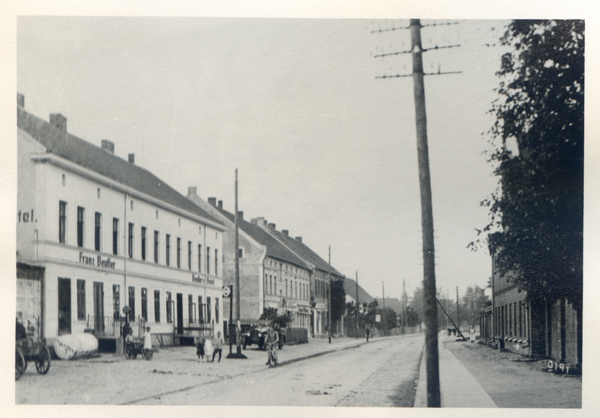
414 333 497 407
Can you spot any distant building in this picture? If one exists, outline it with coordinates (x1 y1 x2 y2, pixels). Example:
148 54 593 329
17 94 225 349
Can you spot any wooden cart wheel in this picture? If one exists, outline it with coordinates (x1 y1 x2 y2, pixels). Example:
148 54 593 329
16 351 26 380
35 346 51 375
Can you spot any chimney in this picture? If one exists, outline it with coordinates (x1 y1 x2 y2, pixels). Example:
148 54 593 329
264 220 267 226
49 113 67 132
268 223 276 230
218 200 223 209
237 211 244 220
128 153 135 164
251 217 264 225
101 139 115 154
282 230 289 236
17 93 24 108
295 236 302 243
188 186 197 196
208 197 217 207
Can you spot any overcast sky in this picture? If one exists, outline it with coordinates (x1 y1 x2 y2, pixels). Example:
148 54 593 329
18 16 512 301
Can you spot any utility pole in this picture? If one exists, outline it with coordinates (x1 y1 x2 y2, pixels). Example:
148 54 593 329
328 246 332 344
228 169 247 359
356 271 359 339
403 279 406 334
373 19 460 407
382 282 386 337
456 286 460 334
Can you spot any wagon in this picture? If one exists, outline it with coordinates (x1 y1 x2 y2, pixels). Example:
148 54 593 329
15 338 51 380
124 340 153 360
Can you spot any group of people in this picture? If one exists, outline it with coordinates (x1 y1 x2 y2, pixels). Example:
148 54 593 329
196 331 224 363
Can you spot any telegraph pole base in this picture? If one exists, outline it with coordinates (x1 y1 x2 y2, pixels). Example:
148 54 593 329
226 352 248 359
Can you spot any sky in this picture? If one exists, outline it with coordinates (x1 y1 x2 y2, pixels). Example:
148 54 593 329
17 16 514 302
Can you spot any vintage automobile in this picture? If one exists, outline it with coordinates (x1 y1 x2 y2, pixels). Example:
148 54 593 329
243 324 286 350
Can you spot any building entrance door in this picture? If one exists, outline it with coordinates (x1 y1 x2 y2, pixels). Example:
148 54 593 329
176 293 183 335
58 278 71 335
93 282 105 335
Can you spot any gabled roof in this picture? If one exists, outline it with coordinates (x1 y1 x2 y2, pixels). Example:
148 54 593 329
266 227 345 278
18 106 222 226
214 207 312 271
374 297 404 316
343 278 374 304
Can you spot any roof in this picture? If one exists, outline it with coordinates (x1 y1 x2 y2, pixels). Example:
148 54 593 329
374 297 404 315
214 207 312 271
267 227 345 278
18 106 222 226
343 278 374 303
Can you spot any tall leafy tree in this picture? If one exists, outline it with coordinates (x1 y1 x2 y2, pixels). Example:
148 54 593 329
475 20 584 310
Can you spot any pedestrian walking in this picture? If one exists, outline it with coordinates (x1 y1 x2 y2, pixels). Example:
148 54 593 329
212 331 224 362
197 336 206 362
365 326 370 342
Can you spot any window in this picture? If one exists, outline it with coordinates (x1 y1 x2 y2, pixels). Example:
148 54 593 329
166 292 173 323
285 279 288 297
77 207 85 247
274 275 276 296
128 286 135 321
62 173 66 186
215 249 218 276
113 218 119 255
188 294 196 323
141 227 147 260
198 296 204 323
141 288 148 321
113 284 120 321
215 298 219 323
130 200 134 210
207 297 212 323
94 212 101 251
128 222 134 258
154 290 161 323
166 235 171 266
198 245 202 272
77 279 86 320
97 188 101 199
188 241 192 270
206 247 210 275
238 247 243 258
59 201 67 243
269 275 272 295
177 238 181 268
154 231 159 263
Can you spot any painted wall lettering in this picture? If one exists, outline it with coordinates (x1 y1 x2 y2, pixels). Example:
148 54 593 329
18 209 36 223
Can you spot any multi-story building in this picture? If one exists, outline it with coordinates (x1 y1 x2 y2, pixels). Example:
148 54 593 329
16 95 225 349
259 221 346 337
185 192 314 333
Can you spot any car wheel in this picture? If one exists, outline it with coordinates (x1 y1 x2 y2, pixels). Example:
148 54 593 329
35 346 51 375
16 351 26 381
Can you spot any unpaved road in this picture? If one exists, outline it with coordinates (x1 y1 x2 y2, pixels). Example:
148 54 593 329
133 335 423 406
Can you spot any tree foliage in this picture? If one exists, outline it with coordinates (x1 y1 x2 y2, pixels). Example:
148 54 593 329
330 278 347 324
475 20 584 309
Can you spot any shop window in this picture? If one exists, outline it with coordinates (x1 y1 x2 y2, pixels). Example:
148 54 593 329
128 286 135 321
77 207 85 247
59 201 67 244
188 294 196 323
113 284 120 321
166 292 173 323
198 296 204 323
95 212 102 251
154 290 161 323
77 279 86 320
141 288 148 321
207 297 212 323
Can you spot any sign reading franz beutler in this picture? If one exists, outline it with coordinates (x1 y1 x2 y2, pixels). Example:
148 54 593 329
192 274 215 285
79 252 116 269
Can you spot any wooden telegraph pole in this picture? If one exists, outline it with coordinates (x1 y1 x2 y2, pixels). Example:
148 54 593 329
328 246 332 344
356 271 359 339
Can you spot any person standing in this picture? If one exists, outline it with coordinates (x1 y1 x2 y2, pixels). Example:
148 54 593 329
197 336 206 363
365 326 370 342
212 331 224 362
143 326 153 360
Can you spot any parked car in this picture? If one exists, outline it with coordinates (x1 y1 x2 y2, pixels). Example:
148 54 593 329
243 324 286 350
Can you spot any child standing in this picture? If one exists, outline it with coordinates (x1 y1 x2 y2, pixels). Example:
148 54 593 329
197 336 206 362
143 326 153 360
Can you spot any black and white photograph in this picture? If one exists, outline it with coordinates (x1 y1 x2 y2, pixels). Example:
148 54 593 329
5 0 595 412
